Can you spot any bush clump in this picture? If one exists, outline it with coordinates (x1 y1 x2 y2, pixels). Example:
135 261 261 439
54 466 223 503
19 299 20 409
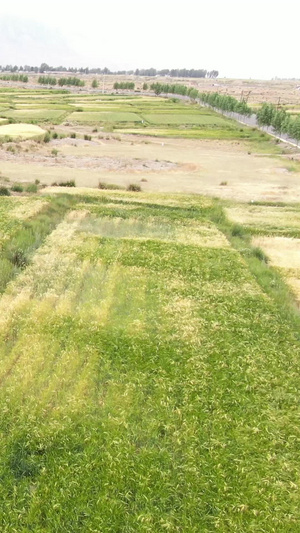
58 180 76 187
0 186 11 196
26 184 38 193
98 181 124 190
11 184 24 192
127 183 141 192
231 224 245 238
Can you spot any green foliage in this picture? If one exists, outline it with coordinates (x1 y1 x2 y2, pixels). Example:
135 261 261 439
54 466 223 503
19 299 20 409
98 181 124 190
26 183 38 193
58 180 76 187
0 195 75 293
43 132 51 143
38 75 57 85
0 74 28 83
91 79 98 88
0 186 10 196
127 183 142 192
10 184 23 192
200 91 252 116
0 191 299 530
256 102 300 141
58 77 85 87
114 81 135 90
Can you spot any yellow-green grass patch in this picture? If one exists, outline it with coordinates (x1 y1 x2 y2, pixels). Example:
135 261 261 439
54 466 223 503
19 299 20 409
0 123 46 140
226 206 300 232
68 111 143 123
252 235 300 302
0 196 49 246
78 215 229 248
252 236 300 270
2 109 68 122
143 113 232 126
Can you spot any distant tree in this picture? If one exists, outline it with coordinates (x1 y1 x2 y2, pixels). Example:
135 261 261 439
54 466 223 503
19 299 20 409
91 79 98 88
39 63 50 73
142 83 148 90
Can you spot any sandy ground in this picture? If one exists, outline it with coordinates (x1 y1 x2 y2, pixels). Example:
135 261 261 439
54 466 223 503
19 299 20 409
1 135 300 202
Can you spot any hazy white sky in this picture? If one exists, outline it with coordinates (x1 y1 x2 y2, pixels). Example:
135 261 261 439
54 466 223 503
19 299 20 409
0 0 299 79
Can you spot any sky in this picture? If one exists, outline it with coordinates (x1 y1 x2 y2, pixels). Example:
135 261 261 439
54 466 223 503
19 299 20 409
0 0 299 79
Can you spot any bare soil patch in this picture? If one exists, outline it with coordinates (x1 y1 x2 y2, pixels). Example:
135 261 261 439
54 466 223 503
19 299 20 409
1 134 300 202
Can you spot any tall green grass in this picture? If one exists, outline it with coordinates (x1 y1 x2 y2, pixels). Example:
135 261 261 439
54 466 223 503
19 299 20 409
0 192 299 530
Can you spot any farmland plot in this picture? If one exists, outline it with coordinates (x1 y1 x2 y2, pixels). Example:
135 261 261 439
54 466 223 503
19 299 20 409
0 191 300 531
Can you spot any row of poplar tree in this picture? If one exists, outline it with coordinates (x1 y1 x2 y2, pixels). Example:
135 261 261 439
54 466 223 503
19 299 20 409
149 83 300 142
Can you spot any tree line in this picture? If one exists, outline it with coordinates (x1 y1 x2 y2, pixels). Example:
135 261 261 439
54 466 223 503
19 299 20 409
149 83 300 142
113 82 135 90
199 92 252 116
0 74 28 83
135 69 218 78
257 103 300 142
150 83 199 99
38 76 85 87
0 64 218 79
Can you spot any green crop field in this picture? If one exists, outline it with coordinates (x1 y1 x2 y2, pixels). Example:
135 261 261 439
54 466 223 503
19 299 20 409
0 188 299 531
143 113 230 126
69 111 143 123
0 88 264 140
1 108 68 123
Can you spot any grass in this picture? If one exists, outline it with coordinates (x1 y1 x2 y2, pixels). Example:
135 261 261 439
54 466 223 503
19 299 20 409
0 123 46 141
69 111 143 123
0 190 299 530
225 204 300 236
143 112 231 125
1 109 68 123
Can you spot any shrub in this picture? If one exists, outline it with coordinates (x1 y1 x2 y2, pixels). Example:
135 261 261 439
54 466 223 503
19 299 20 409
98 181 124 190
51 149 58 156
84 134 92 141
9 249 28 268
127 183 141 192
26 184 38 193
44 133 51 143
70 133 76 138
11 184 23 192
252 246 268 263
52 132 58 139
231 224 245 238
0 187 11 196
58 180 76 187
